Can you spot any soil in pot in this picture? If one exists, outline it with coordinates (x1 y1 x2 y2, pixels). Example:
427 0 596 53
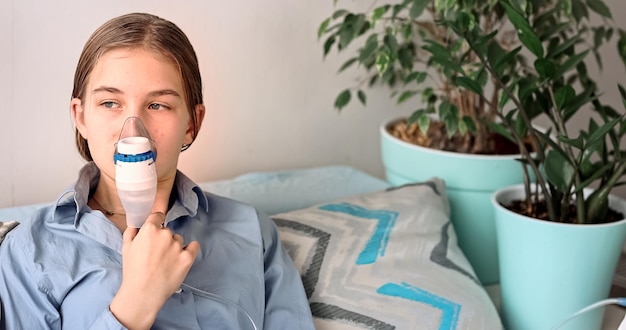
388 119 523 155
505 199 625 224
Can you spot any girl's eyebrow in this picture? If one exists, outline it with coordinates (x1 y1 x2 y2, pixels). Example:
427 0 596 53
93 86 123 94
92 86 181 98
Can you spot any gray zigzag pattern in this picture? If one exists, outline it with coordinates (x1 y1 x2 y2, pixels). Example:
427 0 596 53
430 222 481 286
386 181 440 195
386 181 479 285
272 218 395 328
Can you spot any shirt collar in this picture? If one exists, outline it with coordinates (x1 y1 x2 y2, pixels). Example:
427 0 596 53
52 162 209 251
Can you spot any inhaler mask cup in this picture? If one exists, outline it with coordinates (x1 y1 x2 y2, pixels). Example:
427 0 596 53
114 117 158 228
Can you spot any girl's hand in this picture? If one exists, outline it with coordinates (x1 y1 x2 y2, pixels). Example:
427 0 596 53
109 213 200 329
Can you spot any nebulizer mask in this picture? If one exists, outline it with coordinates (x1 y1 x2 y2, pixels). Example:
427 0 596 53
114 117 157 228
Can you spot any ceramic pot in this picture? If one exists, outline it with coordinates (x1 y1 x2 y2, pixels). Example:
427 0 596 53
380 118 527 285
493 184 626 330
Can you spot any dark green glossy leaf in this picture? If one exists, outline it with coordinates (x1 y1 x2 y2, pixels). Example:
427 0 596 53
357 90 367 106
619 84 626 109
618 30 626 68
586 0 612 19
397 90 417 104
575 163 613 193
462 116 477 133
332 9 349 19
534 58 557 79
554 85 576 110
318 18 331 40
359 34 379 62
558 135 585 149
335 89 351 111
338 58 358 73
586 117 620 147
453 76 483 94
553 50 590 79
546 36 581 59
410 0 429 19
416 71 428 84
545 149 575 192
485 121 515 143
571 0 589 23
563 88 597 122
398 47 414 69
493 46 522 74
376 53 391 75
323 36 336 57
418 115 431 135
444 115 459 137
384 33 399 53
371 5 390 26
502 2 544 58
535 129 570 163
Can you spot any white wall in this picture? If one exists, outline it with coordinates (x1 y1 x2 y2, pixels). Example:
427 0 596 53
1 0 625 208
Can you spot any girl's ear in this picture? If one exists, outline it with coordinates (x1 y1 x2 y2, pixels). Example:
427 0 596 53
71 98 88 139
183 104 206 145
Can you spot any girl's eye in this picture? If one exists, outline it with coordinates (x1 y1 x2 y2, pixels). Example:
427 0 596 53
102 101 119 109
148 103 169 111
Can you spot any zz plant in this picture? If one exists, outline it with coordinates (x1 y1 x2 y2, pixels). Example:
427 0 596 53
319 0 626 223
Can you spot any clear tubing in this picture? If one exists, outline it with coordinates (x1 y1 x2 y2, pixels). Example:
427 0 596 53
550 297 626 330
179 282 259 330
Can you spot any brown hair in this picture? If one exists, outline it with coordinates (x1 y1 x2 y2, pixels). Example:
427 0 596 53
71 12 203 161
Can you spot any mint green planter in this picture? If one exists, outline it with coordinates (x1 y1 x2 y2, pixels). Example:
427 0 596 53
381 119 526 285
493 185 626 330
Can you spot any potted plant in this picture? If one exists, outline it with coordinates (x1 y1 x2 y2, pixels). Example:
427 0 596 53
318 0 626 286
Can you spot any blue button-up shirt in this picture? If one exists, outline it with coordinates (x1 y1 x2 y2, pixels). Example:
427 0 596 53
0 163 314 329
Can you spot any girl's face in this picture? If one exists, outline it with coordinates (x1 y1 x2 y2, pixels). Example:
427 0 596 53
71 48 202 186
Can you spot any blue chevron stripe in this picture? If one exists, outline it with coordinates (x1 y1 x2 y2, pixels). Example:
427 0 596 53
377 282 460 330
319 203 397 265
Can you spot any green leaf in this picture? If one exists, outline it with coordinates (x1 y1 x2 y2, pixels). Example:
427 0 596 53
357 90 367 106
485 122 515 143
444 115 459 137
453 76 483 94
383 33 399 53
501 1 544 58
371 5 390 26
338 58 358 73
462 116 477 133
415 71 428 84
332 9 349 19
586 0 612 19
335 89 351 110
554 85 576 110
586 117 620 147
493 46 522 74
571 0 589 23
619 84 626 109
410 0 429 19
323 36 336 57
359 34 379 62
398 47 414 69
376 53 391 75
552 50 590 79
397 90 417 104
618 30 626 69
318 18 331 40
557 135 585 149
544 149 575 192
408 109 430 134
534 58 557 79
546 36 581 59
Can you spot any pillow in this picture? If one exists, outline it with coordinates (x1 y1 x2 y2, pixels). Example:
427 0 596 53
199 166 390 215
272 178 502 329
0 221 19 244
